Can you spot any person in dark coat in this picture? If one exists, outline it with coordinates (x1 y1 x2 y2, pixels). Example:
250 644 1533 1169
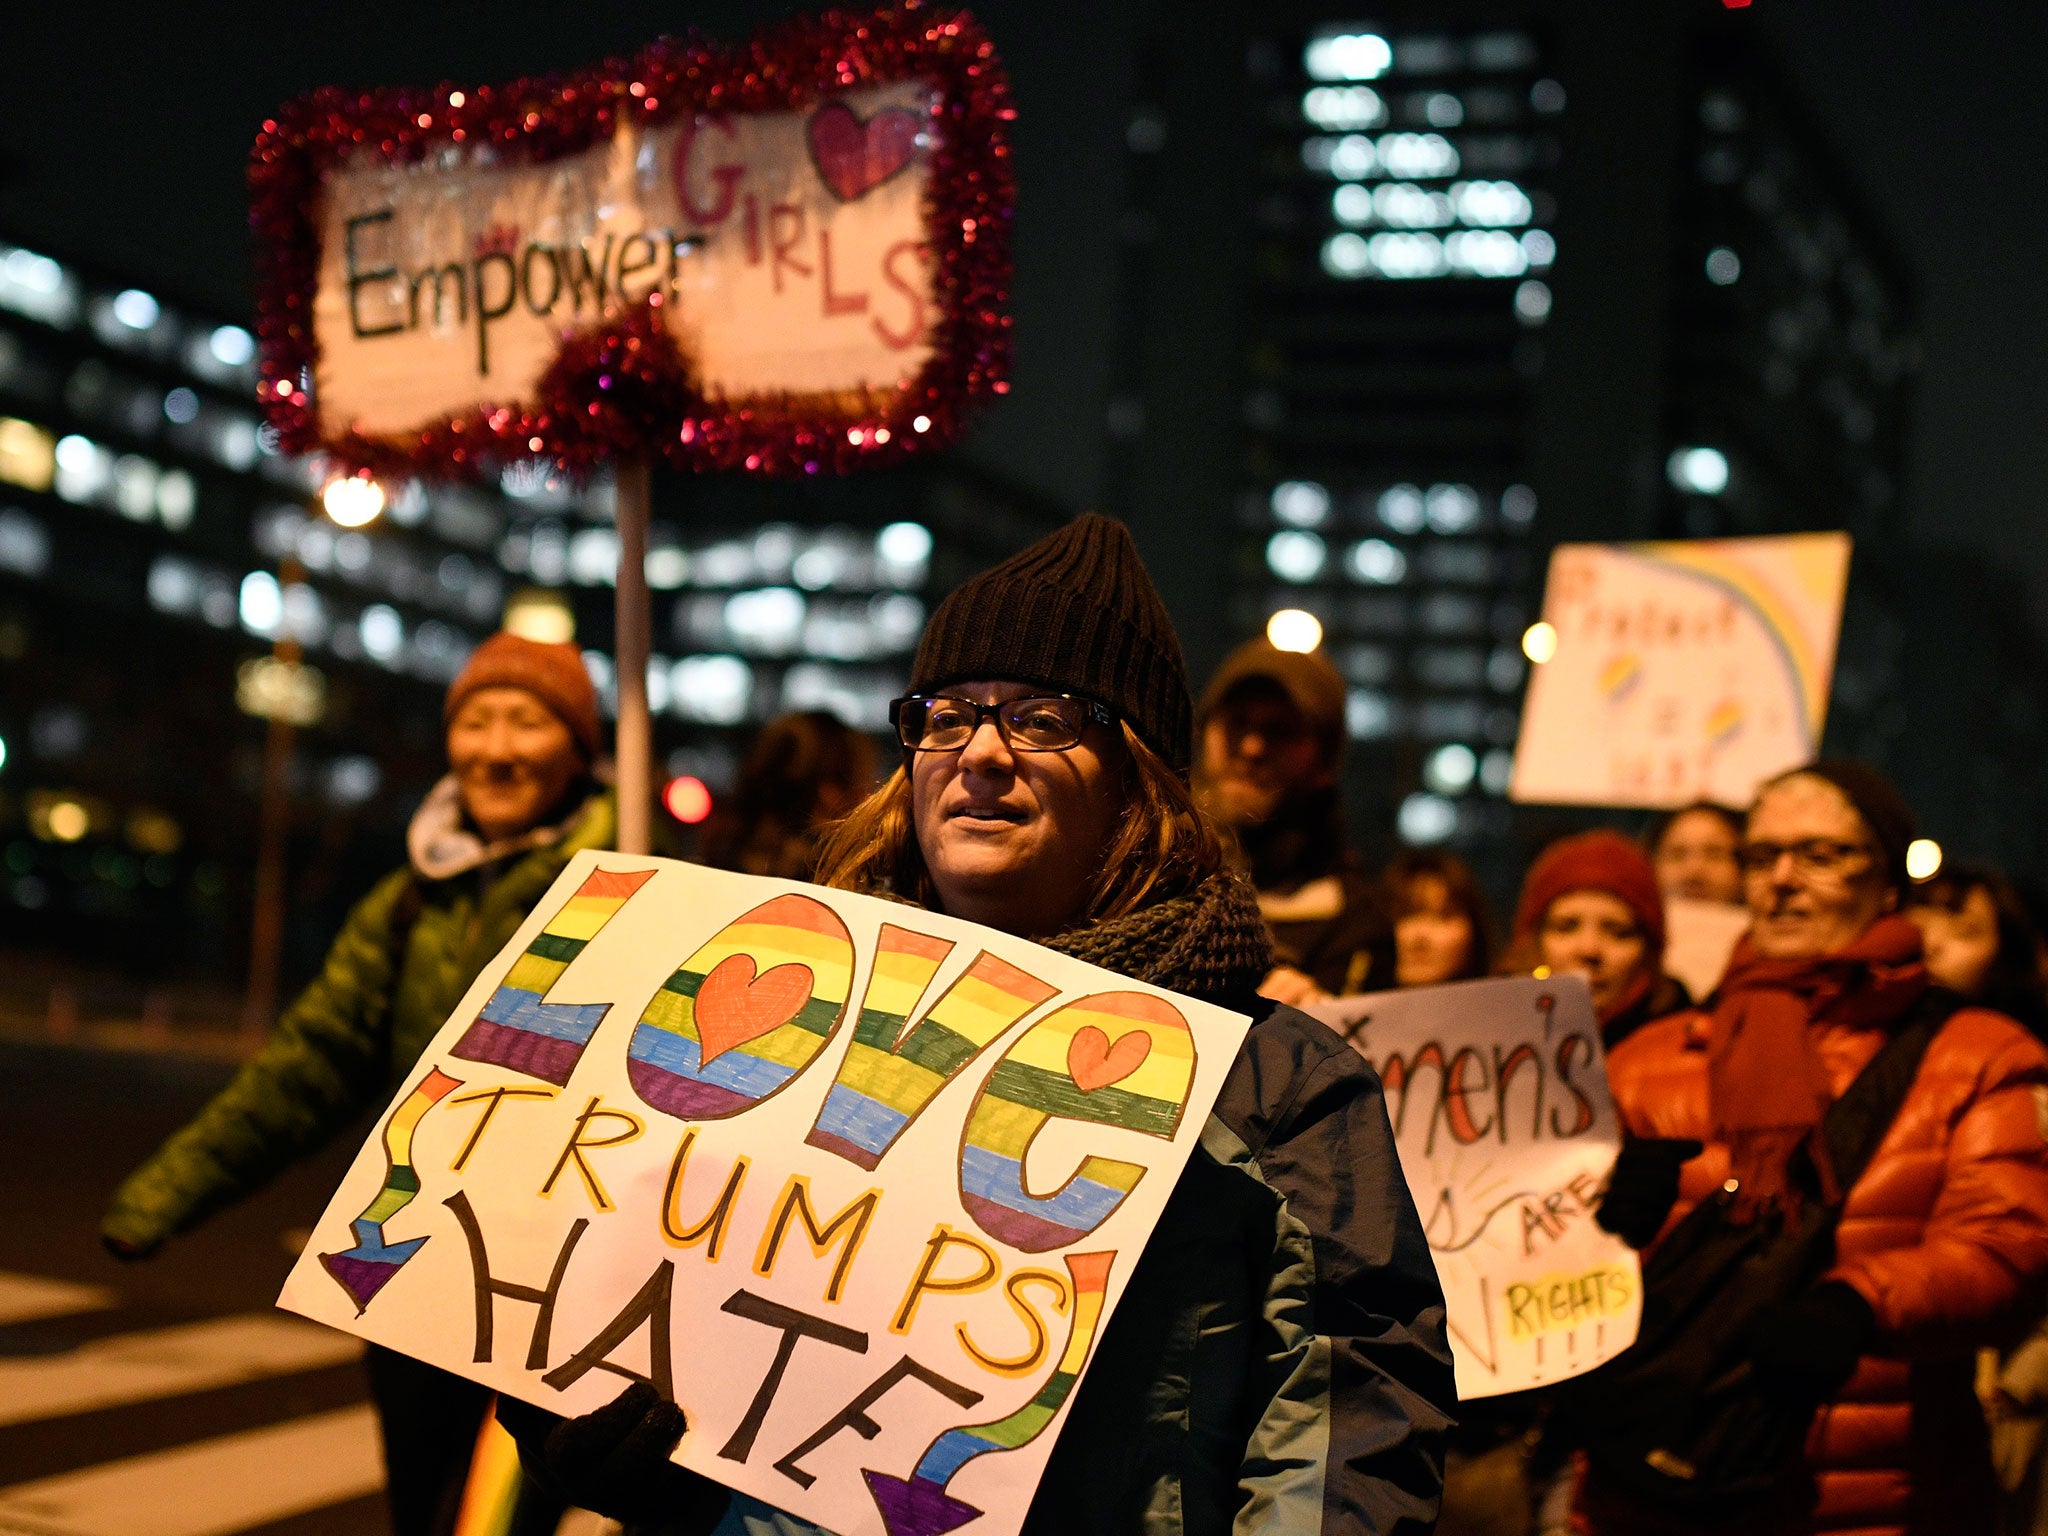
1908 863 2048 1036
698 709 876 880
104 631 610 1536
1193 638 1394 1003
1649 801 1746 906
499 515 1455 1536
1386 848 1493 987
1907 864 2048 1532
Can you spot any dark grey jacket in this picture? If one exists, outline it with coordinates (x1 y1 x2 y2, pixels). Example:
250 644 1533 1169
713 1001 1454 1536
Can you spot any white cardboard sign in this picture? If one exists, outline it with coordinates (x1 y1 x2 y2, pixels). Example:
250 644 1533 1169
1662 898 1751 1004
316 83 937 440
1306 975 1639 1399
279 852 1250 1536
1510 532 1852 810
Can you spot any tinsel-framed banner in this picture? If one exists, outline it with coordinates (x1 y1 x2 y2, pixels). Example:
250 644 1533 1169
251 1 1014 480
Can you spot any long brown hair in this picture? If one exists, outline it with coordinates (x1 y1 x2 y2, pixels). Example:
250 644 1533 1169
701 710 877 879
812 722 1226 926
1383 847 1495 980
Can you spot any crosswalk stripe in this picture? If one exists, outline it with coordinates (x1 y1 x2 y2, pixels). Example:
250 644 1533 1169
0 1404 384 1536
0 1276 115 1328
0 1315 364 1428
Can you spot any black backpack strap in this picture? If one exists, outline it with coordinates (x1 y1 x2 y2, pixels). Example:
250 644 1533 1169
1808 985 1965 1203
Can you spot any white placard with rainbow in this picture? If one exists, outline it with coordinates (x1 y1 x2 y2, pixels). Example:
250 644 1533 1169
1509 532 1851 811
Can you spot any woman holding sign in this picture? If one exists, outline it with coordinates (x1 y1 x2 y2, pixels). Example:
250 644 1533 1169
500 515 1456 1533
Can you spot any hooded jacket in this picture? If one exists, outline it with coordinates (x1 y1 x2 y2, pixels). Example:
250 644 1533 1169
697 873 1453 1536
1588 917 2048 1535
102 785 614 1254
1240 786 1396 998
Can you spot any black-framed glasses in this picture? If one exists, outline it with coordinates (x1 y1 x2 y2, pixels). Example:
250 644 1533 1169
890 693 1117 753
1738 839 1878 878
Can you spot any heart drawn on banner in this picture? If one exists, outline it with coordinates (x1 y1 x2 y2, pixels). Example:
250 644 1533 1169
1068 1026 1151 1093
807 102 924 202
694 954 816 1065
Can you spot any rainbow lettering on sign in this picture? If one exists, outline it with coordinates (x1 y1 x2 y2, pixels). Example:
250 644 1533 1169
1705 697 1744 747
450 867 656 1085
1630 534 1846 745
320 1067 462 1313
1599 653 1642 704
808 931 1059 1169
627 893 855 1120
960 992 1196 1252
863 1250 1114 1536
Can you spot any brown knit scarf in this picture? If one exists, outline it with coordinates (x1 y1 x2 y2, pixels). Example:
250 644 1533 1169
1042 870 1274 1009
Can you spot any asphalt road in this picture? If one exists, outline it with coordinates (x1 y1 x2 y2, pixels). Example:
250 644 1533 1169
0 1038 391 1535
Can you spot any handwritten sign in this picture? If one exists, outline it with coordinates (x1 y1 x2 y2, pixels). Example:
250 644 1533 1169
1509 533 1852 810
252 6 1013 475
1663 898 1750 1003
279 853 1249 1536
1306 976 1638 1398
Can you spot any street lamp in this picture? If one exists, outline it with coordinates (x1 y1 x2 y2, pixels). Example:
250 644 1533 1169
321 472 386 528
242 471 384 1037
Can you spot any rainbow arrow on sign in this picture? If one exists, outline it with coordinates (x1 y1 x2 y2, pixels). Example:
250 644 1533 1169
319 1067 462 1313
862 1250 1114 1536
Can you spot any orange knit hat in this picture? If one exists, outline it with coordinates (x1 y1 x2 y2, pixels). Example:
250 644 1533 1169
444 633 601 761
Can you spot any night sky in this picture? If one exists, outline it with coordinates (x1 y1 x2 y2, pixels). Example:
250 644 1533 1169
4 3 2042 620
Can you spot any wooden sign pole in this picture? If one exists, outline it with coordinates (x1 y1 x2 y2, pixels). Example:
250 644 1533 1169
613 455 654 856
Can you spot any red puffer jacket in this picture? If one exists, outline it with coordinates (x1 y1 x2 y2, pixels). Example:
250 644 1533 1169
1588 922 2048 1536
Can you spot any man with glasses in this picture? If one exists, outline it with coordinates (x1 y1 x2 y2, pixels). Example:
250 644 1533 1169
1191 639 1393 1003
1581 761 2048 1534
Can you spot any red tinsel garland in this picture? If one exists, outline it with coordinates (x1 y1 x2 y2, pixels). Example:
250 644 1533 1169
249 1 1014 482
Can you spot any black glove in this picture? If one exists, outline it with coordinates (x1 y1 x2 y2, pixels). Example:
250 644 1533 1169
496 1382 730 1529
1594 1137 1704 1249
1744 1280 1876 1402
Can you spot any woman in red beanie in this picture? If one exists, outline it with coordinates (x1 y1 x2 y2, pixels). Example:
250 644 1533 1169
1510 828 1687 1048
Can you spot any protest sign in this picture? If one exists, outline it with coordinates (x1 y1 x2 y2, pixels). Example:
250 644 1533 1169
1509 532 1852 810
1663 897 1751 1003
251 3 1013 479
279 852 1250 1536
251 5 1017 855
1307 975 1638 1399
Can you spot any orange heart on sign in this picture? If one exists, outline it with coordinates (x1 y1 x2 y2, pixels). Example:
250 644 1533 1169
693 953 815 1066
1068 1026 1151 1093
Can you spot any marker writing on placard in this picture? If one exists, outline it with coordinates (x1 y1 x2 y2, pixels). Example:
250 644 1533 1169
1376 1029 1600 1152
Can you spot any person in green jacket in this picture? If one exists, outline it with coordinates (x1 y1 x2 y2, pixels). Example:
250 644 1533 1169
103 630 613 1536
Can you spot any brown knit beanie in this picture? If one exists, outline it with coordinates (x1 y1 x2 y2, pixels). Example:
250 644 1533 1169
444 632 601 762
909 514 1193 772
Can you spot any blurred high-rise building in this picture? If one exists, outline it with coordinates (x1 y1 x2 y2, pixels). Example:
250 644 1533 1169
1106 1 1925 888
